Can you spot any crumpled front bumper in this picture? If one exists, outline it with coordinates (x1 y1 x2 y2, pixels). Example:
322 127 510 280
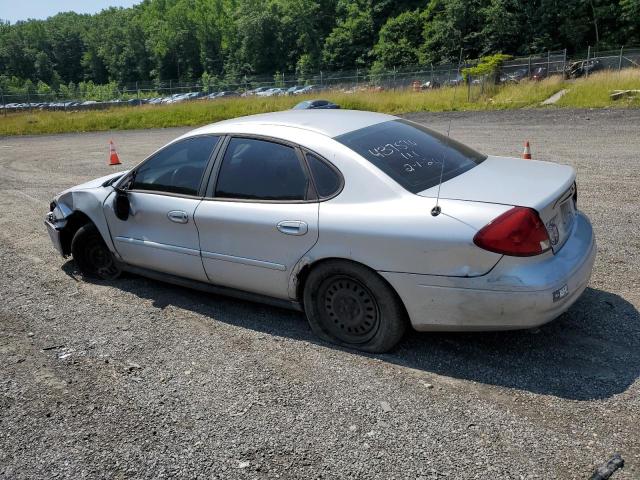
381 211 596 331
44 211 65 257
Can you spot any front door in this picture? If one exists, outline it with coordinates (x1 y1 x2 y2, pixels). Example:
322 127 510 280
104 135 220 282
194 137 319 299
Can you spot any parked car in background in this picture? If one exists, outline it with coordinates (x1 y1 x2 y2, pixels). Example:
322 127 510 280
258 88 286 97
565 59 603 79
200 92 220 100
286 85 301 95
216 91 240 98
500 68 529 83
531 67 547 81
45 110 595 353
242 87 270 97
293 85 316 95
421 80 441 90
444 75 464 86
292 99 340 110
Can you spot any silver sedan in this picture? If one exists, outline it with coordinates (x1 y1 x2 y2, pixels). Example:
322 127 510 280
45 110 596 352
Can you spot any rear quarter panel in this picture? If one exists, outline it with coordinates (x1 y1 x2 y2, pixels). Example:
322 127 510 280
309 194 507 277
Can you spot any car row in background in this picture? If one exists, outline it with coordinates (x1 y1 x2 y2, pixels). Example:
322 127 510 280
242 85 320 97
1 85 326 112
0 98 146 112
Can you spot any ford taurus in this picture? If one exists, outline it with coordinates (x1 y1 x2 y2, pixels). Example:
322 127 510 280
45 110 596 352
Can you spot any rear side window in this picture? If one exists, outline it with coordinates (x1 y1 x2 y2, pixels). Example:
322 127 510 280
132 136 218 195
215 138 308 201
306 153 341 198
334 119 486 193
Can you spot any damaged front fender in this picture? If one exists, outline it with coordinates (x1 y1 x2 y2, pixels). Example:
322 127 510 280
45 178 122 258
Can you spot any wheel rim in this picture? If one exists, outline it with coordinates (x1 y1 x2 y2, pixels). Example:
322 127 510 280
319 275 380 344
84 234 119 279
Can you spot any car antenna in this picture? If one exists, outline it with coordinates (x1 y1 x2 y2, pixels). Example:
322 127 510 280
432 48 463 217
430 120 451 217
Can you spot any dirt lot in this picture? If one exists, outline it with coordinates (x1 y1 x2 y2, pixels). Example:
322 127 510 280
1 108 639 479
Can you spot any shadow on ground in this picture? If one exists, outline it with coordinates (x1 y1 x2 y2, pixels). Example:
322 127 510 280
63 261 639 401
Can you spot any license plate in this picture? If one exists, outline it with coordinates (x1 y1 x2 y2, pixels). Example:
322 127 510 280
553 284 569 302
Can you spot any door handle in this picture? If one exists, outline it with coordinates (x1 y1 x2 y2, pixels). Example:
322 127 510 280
277 220 308 236
167 210 189 224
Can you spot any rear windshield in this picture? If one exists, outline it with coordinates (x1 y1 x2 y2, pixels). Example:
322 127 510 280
335 119 486 193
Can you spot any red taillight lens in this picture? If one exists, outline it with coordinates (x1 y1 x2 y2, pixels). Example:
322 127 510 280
473 207 551 257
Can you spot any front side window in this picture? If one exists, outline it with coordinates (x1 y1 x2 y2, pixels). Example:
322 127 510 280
334 119 486 194
131 136 219 196
215 138 308 201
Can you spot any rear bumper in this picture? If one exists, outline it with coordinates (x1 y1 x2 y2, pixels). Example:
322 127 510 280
380 211 596 331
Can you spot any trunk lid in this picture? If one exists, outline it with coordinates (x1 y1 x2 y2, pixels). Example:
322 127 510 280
418 156 577 252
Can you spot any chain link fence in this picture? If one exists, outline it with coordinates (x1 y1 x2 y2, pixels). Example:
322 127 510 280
2 46 639 114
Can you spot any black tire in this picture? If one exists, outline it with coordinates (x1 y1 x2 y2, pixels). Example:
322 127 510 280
303 260 407 353
71 224 121 280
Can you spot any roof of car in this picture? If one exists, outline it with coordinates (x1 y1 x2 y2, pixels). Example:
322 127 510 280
189 109 397 138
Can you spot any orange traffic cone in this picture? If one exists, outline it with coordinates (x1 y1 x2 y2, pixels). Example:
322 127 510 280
108 140 121 166
522 140 532 160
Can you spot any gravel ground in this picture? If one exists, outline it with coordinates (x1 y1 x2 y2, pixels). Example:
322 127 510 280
0 108 639 479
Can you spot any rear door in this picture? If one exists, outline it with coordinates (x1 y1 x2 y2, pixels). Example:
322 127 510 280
104 135 219 282
194 136 319 299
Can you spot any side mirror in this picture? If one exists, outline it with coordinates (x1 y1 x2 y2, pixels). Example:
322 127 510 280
114 189 130 221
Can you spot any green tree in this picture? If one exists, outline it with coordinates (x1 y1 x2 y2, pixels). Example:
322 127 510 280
0 0 636 90
322 1 375 69
372 10 424 69
34 51 55 84
621 0 640 43
480 0 523 56
420 0 484 64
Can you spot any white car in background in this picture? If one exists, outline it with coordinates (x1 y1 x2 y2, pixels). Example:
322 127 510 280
257 88 285 97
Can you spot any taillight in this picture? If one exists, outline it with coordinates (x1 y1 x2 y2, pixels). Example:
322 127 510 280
473 207 551 257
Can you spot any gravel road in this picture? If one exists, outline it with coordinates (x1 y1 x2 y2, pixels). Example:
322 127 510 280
1 108 639 479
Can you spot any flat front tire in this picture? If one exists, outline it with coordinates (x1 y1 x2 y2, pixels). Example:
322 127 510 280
303 261 407 353
71 224 120 280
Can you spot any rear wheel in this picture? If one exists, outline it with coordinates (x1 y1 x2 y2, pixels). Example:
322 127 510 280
71 224 120 280
303 261 407 353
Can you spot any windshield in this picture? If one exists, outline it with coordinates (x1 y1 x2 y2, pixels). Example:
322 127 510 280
334 119 487 193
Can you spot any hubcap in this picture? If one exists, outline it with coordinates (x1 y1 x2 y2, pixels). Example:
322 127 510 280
320 276 380 344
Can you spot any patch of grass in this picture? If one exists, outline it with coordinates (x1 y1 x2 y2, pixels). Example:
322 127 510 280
557 69 640 108
491 76 565 108
0 71 637 136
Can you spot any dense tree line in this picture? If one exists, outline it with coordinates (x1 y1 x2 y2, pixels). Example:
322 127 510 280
1 0 639 93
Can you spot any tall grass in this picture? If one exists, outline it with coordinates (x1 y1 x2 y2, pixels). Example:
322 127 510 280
491 76 564 107
556 69 640 108
0 70 637 136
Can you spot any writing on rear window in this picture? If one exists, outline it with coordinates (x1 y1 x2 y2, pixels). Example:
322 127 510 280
368 139 417 158
335 119 486 194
